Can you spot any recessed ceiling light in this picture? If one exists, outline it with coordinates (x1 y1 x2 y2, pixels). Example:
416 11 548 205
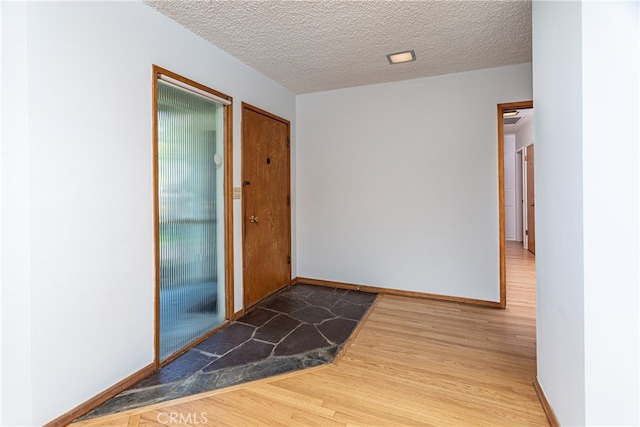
503 110 519 117
387 50 416 64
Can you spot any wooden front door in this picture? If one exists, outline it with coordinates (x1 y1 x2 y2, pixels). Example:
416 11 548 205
526 144 536 254
242 103 291 308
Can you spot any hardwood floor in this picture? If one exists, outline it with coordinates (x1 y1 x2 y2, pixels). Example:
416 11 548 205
73 242 546 426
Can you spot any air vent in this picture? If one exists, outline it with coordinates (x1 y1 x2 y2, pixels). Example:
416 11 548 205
504 117 521 125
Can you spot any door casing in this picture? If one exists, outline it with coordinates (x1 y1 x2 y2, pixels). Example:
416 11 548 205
526 144 536 254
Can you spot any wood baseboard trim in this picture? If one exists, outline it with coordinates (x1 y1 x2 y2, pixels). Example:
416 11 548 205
292 277 501 308
533 378 560 427
44 363 155 427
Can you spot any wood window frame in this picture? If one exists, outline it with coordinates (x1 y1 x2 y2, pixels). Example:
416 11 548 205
152 65 234 367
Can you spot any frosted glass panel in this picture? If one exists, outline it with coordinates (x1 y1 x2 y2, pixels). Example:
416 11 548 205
157 80 226 361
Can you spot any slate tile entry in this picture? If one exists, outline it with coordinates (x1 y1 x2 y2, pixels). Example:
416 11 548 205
77 284 377 421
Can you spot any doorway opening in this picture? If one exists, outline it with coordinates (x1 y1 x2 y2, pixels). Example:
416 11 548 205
498 101 534 307
153 66 234 365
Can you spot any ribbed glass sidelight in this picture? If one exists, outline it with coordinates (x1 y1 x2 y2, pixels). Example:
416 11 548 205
157 81 226 361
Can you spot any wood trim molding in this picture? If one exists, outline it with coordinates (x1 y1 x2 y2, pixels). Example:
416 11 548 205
533 378 560 427
241 101 290 125
152 65 161 368
224 94 235 323
293 277 502 308
44 363 155 427
497 100 533 310
497 104 506 308
153 65 232 103
230 308 246 321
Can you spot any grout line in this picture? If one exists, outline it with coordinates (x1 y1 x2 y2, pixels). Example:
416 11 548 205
313 323 336 346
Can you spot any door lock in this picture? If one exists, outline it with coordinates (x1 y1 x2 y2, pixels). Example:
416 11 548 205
249 215 259 223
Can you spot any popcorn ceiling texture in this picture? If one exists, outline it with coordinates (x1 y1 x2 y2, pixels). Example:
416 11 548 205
145 1 531 94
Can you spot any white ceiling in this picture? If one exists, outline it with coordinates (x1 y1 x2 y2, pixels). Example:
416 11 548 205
504 107 533 133
145 0 532 95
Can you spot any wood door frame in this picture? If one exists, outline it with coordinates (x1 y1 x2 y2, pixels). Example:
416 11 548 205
525 143 536 254
241 102 292 310
152 65 234 367
515 147 525 244
521 143 534 251
497 100 533 308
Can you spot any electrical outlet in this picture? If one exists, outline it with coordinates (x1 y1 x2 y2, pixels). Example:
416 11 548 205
233 187 242 199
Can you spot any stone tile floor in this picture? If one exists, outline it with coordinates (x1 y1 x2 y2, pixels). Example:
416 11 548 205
77 284 377 421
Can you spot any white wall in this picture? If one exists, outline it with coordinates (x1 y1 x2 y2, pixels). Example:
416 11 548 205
515 114 534 150
0 2 2 420
504 134 517 241
296 64 532 301
533 1 639 425
515 113 533 245
1 2 33 425
533 2 586 423
582 2 639 424
0 2 295 425
514 150 524 242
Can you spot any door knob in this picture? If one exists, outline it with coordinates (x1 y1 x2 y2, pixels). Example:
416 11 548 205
249 215 259 223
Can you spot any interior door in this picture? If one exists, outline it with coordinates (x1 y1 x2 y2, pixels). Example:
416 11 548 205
526 144 536 254
242 103 291 308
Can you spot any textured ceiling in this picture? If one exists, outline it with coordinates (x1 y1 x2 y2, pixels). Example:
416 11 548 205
145 1 532 94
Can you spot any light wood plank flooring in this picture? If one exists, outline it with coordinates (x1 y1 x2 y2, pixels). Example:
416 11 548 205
73 242 545 426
